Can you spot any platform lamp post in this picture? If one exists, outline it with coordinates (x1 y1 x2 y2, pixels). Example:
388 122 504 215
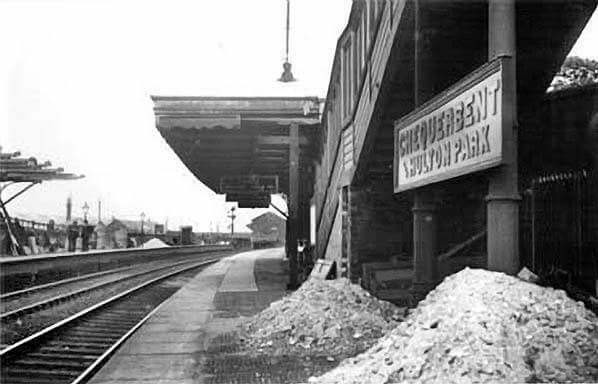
140 212 145 248
82 202 89 222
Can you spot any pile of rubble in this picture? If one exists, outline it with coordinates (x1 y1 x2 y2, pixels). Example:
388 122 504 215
142 238 169 248
241 278 407 358
309 268 598 384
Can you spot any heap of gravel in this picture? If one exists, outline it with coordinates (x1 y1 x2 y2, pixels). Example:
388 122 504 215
309 268 598 384
142 238 169 249
241 277 407 359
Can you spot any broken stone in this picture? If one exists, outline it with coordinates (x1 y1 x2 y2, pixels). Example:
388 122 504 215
240 277 405 358
517 266 539 283
310 268 598 384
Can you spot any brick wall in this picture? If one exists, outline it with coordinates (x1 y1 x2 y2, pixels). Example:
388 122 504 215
349 177 413 282
435 174 487 255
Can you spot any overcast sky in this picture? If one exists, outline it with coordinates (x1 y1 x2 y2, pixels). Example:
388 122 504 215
1 1 596 232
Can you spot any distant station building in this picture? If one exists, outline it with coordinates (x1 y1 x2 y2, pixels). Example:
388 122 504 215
94 221 110 250
153 1 598 301
248 212 286 248
105 219 129 249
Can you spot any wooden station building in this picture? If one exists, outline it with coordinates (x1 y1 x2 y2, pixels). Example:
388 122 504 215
154 0 598 300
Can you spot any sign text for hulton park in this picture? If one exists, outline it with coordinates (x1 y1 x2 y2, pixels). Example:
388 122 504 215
394 60 506 192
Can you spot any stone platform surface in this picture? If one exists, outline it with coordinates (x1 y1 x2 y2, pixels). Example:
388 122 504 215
88 247 299 384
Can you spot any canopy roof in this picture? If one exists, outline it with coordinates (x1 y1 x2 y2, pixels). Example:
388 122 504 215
152 96 321 208
0 148 84 183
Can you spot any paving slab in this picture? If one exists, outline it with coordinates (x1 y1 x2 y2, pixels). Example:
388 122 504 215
218 249 261 292
94 354 198 380
93 381 197 384
120 331 200 343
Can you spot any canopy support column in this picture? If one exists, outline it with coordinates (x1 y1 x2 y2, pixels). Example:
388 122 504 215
288 122 299 288
410 0 439 300
487 0 520 274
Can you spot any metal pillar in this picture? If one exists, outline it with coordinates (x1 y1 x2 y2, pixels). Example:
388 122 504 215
288 122 299 288
487 0 520 274
411 0 438 298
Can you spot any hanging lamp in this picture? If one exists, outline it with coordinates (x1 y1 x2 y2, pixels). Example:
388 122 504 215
278 0 296 82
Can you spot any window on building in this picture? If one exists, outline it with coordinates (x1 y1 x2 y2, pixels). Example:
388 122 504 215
353 31 359 102
342 39 352 120
369 0 378 39
360 12 367 69
325 110 332 174
329 108 336 173
357 22 363 80
334 79 340 136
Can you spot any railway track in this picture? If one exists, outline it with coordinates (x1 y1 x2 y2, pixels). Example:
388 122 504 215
1 256 215 322
0 257 219 384
1 263 139 300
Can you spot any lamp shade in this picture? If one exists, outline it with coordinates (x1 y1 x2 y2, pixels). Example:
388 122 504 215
278 61 296 82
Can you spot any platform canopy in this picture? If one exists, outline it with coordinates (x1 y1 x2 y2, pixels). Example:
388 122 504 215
0 148 84 183
152 96 321 208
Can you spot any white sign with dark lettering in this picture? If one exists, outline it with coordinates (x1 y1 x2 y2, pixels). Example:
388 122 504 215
394 61 504 192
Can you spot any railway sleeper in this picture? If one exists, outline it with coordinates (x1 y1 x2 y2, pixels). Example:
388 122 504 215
91 312 145 321
69 325 128 333
98 308 145 316
40 345 107 355
88 311 138 318
46 340 112 348
11 357 88 369
46 338 115 347
80 315 138 323
78 318 139 327
0 376 62 384
63 327 124 336
2 365 81 378
28 351 100 362
56 335 120 344
66 329 125 338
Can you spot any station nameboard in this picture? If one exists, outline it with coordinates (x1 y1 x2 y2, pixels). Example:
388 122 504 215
394 59 506 193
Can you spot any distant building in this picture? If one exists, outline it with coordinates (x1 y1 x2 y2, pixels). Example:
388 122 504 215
247 212 286 247
106 219 128 248
180 226 193 245
94 221 109 250
118 219 157 234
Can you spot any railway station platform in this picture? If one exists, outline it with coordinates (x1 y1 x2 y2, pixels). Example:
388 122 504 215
88 247 289 384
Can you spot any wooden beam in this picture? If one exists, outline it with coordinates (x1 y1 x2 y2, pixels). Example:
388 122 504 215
257 135 308 146
242 117 320 125
254 148 289 155
288 123 299 288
